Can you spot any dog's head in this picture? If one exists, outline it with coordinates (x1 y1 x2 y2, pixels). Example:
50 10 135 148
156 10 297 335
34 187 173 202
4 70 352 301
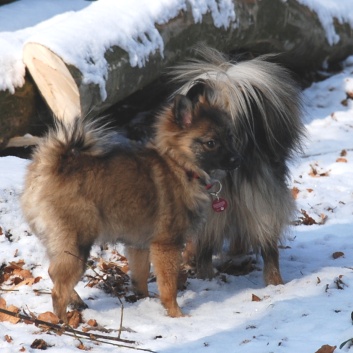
155 82 241 175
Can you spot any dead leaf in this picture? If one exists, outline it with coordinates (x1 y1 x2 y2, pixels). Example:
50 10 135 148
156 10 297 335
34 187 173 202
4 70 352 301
0 260 39 288
340 149 347 156
67 310 82 328
0 299 20 324
315 344 336 353
309 164 330 177
87 257 130 298
300 210 317 225
77 342 91 351
14 276 42 288
309 165 318 177
341 99 349 106
38 311 60 325
335 275 346 290
87 319 97 327
252 294 261 302
307 188 314 193
13 268 32 279
319 214 328 225
332 252 344 259
4 334 13 343
291 187 300 199
0 297 6 308
19 347 26 352
30 339 48 350
336 157 347 163
0 226 3 236
7 260 25 270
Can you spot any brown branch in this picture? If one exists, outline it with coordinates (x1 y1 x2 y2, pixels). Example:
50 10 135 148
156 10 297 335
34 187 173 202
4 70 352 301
302 147 353 159
0 307 156 352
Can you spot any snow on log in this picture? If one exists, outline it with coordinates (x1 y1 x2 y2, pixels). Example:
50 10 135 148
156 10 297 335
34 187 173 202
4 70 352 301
22 0 353 123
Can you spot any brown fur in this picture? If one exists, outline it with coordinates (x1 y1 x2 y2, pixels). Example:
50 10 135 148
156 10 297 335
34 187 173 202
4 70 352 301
21 94 239 321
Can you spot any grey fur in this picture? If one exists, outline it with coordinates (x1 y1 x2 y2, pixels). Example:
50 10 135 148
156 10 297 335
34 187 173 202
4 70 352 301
174 46 306 283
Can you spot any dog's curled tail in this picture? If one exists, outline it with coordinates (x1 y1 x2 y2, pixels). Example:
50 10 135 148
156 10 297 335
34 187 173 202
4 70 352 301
32 118 118 171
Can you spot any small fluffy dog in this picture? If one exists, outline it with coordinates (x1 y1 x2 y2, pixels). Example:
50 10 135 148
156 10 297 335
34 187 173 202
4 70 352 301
21 92 240 321
172 47 306 285
126 47 306 285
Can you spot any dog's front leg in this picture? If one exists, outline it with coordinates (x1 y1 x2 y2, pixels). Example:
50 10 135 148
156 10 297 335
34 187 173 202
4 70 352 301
150 242 183 317
126 247 150 298
261 245 283 285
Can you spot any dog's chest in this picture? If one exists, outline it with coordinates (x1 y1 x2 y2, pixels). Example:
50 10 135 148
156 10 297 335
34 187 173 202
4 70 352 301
178 182 210 233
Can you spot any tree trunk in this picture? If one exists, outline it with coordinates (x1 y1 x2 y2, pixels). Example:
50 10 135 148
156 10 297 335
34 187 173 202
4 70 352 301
0 76 39 149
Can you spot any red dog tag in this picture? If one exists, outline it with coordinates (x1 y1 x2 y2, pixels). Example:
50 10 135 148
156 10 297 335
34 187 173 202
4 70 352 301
212 198 228 212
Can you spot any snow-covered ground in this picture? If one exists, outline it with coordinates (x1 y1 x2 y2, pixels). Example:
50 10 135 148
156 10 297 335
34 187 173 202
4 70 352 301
0 57 353 353
0 54 353 353
1 1 353 352
0 0 235 98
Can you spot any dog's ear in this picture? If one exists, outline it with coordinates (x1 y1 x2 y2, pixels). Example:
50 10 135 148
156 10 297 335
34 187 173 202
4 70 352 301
173 94 193 128
186 80 212 104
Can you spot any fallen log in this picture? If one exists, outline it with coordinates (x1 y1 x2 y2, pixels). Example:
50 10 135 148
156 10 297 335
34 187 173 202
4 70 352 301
2 0 353 147
0 76 38 149
22 0 353 123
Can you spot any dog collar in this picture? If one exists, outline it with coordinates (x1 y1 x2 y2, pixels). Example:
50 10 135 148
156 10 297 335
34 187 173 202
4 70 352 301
186 170 209 187
185 170 228 212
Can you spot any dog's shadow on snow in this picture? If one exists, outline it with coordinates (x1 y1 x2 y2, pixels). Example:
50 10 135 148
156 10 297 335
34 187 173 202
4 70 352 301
80 222 353 327
177 222 353 315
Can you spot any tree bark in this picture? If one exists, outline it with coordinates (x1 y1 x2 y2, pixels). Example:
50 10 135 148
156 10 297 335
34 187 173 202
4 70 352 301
0 76 38 149
2 0 353 147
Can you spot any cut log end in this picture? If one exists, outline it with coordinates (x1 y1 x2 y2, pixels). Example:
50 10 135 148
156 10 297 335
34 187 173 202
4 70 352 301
23 42 81 122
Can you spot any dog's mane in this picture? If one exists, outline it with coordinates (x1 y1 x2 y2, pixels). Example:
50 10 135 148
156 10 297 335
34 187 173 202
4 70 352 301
169 46 305 159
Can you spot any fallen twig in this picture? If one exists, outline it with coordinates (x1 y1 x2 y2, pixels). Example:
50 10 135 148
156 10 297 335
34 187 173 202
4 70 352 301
0 308 155 352
340 338 353 349
302 147 353 159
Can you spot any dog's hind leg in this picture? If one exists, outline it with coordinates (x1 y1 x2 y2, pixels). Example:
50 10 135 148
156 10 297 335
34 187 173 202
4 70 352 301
48 240 91 322
126 247 150 298
261 245 283 285
150 243 183 317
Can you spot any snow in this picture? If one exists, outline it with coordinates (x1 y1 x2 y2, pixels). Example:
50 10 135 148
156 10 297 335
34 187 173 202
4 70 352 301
0 0 235 97
297 0 353 45
1 55 353 353
1 1 353 352
0 0 351 96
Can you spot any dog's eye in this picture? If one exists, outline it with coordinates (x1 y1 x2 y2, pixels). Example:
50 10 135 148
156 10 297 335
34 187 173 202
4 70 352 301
205 140 217 149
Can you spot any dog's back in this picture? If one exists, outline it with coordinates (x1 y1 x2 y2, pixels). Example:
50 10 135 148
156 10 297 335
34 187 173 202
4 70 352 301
21 118 195 248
